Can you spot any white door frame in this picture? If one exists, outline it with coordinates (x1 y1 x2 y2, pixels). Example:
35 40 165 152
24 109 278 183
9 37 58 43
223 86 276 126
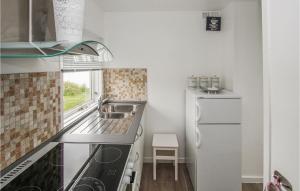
261 0 272 185
262 0 300 189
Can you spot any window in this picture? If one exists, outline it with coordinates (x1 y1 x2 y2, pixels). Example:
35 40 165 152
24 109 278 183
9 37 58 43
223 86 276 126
63 70 102 116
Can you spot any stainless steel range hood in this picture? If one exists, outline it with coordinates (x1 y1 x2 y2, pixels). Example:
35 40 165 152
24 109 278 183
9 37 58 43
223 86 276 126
0 0 113 60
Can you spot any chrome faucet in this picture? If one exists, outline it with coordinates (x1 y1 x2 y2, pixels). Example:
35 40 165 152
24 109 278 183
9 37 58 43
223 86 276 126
98 95 109 110
97 94 117 111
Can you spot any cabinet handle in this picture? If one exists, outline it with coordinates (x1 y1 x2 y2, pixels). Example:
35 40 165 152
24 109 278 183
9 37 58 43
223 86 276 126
274 171 293 191
134 152 140 163
196 127 202 148
264 171 293 191
138 124 143 137
196 102 201 122
135 124 143 142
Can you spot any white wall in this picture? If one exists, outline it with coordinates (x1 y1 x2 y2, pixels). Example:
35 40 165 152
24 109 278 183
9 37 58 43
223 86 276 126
103 1 263 182
222 4 235 90
104 11 229 163
262 0 300 189
223 1 263 182
83 0 105 41
235 2 263 183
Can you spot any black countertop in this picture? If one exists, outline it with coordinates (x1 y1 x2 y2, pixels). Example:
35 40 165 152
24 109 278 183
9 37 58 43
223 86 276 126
0 101 146 177
1 143 131 191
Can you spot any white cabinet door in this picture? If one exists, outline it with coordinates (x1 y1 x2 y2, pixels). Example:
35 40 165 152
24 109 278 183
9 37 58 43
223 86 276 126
135 124 144 191
131 123 144 191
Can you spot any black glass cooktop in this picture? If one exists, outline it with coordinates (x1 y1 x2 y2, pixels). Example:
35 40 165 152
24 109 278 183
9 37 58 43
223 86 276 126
1 143 131 191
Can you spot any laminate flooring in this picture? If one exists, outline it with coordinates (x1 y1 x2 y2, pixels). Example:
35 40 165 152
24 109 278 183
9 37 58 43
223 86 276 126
140 163 263 191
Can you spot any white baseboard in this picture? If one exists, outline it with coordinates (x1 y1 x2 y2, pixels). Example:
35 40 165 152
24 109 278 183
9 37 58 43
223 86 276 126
242 176 263 183
144 157 185 163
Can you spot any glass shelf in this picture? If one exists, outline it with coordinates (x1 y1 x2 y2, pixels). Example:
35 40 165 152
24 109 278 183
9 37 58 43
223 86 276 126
0 41 113 61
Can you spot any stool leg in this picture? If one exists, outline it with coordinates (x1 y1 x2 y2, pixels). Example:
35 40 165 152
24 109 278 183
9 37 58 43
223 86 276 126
153 148 156 180
175 148 178 181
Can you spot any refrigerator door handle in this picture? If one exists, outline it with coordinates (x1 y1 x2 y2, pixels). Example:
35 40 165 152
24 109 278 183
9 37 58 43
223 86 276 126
196 102 201 122
196 127 202 148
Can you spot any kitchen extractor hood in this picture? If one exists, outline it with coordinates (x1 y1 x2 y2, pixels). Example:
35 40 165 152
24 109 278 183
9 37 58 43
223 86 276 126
0 0 113 61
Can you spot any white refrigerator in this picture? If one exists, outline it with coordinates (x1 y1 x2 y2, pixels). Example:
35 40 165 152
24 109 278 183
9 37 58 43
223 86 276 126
185 88 241 191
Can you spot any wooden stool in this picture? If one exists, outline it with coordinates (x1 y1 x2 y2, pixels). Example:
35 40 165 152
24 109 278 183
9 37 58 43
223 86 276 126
152 134 179 181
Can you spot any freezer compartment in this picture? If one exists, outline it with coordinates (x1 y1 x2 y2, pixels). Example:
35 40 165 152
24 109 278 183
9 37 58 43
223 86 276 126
197 98 241 124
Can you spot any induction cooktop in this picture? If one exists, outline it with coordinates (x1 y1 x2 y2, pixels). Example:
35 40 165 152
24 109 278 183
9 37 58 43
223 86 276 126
0 143 131 191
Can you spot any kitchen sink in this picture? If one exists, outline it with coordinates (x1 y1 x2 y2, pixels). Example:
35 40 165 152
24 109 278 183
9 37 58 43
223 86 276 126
99 112 131 119
100 103 139 113
59 101 145 138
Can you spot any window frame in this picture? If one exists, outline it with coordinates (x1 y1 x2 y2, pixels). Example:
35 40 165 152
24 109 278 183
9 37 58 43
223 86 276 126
63 70 101 121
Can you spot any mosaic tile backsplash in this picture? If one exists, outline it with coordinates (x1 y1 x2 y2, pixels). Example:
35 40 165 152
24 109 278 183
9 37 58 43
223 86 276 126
0 72 61 171
103 68 147 101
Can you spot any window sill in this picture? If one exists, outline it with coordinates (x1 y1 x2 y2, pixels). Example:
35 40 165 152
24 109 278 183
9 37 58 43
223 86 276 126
63 102 98 129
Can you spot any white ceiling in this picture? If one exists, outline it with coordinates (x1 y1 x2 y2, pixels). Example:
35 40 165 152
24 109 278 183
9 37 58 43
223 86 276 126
99 0 257 12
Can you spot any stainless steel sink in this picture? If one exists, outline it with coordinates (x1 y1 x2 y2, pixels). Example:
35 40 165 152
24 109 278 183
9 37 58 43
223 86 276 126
100 103 139 113
99 112 131 119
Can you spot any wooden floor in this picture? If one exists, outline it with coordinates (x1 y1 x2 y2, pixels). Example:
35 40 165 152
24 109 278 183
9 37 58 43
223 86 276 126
140 163 194 191
242 183 263 191
140 163 263 191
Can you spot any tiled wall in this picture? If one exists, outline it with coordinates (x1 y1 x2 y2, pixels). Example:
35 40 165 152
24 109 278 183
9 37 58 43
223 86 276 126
103 68 147 101
0 69 146 171
0 72 61 171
